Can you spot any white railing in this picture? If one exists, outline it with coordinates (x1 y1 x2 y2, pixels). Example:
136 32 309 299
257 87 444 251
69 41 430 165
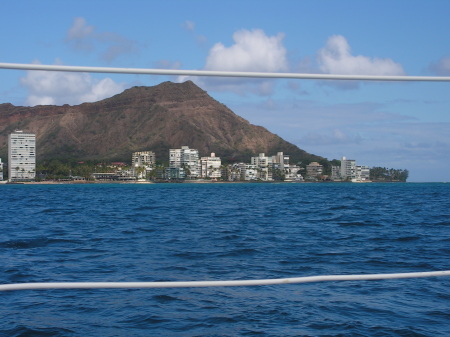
1 62 450 82
1 270 450 291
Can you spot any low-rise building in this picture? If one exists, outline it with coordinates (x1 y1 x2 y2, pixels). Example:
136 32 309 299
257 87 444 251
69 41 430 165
284 164 304 181
244 164 258 181
91 172 135 181
166 167 185 180
306 162 323 179
354 165 371 182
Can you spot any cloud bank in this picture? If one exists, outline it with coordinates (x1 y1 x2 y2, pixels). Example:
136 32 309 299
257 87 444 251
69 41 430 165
317 35 405 76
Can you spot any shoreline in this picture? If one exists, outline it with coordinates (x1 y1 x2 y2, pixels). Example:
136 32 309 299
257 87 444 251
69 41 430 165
0 179 413 185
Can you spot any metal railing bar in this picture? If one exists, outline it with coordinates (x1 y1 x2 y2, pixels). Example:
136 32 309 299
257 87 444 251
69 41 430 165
1 270 449 291
1 62 450 82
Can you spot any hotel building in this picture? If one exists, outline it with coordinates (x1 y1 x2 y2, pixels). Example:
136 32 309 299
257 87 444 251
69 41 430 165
8 131 36 182
340 156 356 181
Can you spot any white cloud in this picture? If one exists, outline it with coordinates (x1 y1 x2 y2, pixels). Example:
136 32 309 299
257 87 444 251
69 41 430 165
65 17 138 62
317 35 405 76
20 62 125 106
205 29 288 72
180 29 288 96
67 17 93 39
430 56 450 75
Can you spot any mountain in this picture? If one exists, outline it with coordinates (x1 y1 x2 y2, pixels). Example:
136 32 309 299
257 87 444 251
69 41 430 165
0 81 325 165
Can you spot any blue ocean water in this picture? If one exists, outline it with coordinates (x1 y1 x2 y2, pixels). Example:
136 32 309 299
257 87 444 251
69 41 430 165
0 182 449 336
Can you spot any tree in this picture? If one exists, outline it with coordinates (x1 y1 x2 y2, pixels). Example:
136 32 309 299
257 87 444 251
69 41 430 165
134 166 145 179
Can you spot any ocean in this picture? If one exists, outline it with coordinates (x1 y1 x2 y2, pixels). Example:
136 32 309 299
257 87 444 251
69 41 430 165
0 182 449 336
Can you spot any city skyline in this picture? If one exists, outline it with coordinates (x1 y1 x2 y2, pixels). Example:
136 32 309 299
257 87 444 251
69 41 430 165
1 133 402 182
1 1 449 181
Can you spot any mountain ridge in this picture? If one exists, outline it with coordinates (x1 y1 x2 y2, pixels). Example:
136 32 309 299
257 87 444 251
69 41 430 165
0 81 326 165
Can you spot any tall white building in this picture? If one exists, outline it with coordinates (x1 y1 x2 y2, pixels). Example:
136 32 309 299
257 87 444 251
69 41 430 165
340 156 356 181
169 148 182 168
0 158 3 181
200 152 221 179
8 131 36 182
169 146 199 178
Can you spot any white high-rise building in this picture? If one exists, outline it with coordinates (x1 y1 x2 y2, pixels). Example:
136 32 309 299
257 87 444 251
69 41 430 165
8 131 36 182
169 146 199 178
340 156 356 181
169 148 182 168
0 158 3 181
200 153 221 179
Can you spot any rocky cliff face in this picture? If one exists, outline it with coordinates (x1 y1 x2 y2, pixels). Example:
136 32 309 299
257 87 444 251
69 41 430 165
0 81 324 164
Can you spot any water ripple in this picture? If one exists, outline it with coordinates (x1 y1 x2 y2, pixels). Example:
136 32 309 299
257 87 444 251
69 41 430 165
0 183 449 336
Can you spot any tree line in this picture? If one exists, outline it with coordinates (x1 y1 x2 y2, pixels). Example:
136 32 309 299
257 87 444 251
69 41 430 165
370 167 409 182
36 160 116 181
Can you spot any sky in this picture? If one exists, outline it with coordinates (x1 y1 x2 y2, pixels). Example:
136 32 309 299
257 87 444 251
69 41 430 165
1 0 449 182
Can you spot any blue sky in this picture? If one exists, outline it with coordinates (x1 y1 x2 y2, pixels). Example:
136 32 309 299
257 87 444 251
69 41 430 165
1 0 449 182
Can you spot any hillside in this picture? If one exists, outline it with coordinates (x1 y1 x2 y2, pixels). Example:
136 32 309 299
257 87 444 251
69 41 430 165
0 81 325 165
